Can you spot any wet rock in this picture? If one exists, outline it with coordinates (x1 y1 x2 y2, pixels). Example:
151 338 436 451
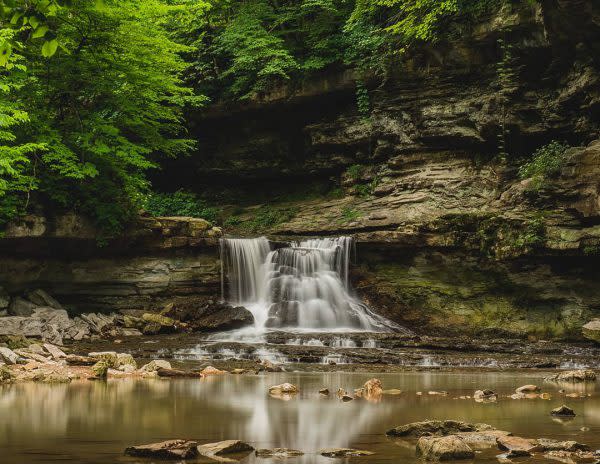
140 360 171 372
125 439 199 459
41 372 71 383
0 347 21 365
319 388 330 395
536 439 589 451
142 322 162 335
88 351 119 368
269 383 299 395
8 297 38 317
255 448 304 458
116 353 136 370
201 365 227 375
141 313 181 333
551 405 576 417
386 420 493 438
474 389 497 401
43 343 66 360
515 384 540 394
582 319 600 344
0 365 13 382
91 361 109 380
258 359 283 372
198 440 254 457
546 370 597 383
65 354 95 366
382 389 403 395
416 436 475 461
455 430 511 449
157 368 200 378
363 378 383 398
497 436 543 454
336 388 347 397
319 448 374 458
14 349 51 363
231 368 247 374
544 450 598 463
25 289 62 310
341 394 354 402
188 303 254 332
428 391 449 396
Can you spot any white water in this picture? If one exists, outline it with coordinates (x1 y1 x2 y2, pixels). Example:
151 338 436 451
220 236 396 332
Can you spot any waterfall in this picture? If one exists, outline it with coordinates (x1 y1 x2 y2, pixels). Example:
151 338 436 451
220 236 396 332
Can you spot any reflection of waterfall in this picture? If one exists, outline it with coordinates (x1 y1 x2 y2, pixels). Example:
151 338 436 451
220 236 396 332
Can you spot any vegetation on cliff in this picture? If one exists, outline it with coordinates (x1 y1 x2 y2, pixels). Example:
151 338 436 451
0 0 558 240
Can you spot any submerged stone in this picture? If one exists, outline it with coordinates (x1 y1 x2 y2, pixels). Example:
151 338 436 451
125 439 199 459
319 448 374 458
255 448 304 458
550 405 576 417
386 420 493 438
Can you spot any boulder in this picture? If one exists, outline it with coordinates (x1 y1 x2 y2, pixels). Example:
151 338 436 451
43 343 67 360
157 368 200 378
269 383 299 395
162 301 254 332
141 313 181 333
536 438 589 451
198 440 254 457
41 372 71 383
142 322 162 335
546 369 597 383
8 297 38 317
363 378 383 398
255 448 304 458
386 420 493 438
319 388 330 395
416 436 474 461
258 359 283 372
582 319 600 343
88 352 119 368
455 430 511 449
515 384 540 394
116 353 137 370
14 349 51 363
25 289 62 309
91 361 109 380
341 394 354 402
497 436 543 454
125 440 199 459
474 389 497 401
201 365 227 375
550 405 576 417
0 347 20 365
140 360 172 372
65 354 95 366
0 365 13 382
319 448 374 458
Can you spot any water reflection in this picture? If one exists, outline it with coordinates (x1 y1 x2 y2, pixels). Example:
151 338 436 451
0 372 599 463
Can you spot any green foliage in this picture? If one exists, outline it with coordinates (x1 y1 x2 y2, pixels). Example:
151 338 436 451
519 141 570 188
346 164 366 180
0 0 203 239
340 206 361 223
143 191 220 222
224 205 299 233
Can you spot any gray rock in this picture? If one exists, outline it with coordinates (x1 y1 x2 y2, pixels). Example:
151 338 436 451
386 420 494 438
25 289 63 310
0 347 21 365
8 297 38 317
583 319 600 343
198 440 254 457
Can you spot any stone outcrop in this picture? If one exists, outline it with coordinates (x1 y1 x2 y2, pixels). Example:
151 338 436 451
416 436 474 461
582 319 600 343
386 420 494 438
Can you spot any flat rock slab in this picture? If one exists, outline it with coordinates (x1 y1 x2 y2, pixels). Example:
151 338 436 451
124 439 199 459
386 420 493 438
416 436 475 461
319 448 375 458
546 369 597 383
455 430 511 449
497 436 543 454
255 448 304 458
198 440 254 457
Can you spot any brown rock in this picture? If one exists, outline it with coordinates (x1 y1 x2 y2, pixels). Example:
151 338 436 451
198 440 254 456
125 439 199 459
497 436 543 454
319 448 374 458
416 436 475 461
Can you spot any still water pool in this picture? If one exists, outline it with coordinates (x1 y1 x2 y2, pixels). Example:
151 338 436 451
1 371 598 463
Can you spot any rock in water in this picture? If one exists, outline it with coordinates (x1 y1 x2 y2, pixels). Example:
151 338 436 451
536 439 589 451
546 369 597 382
416 436 475 461
88 351 119 368
65 355 95 366
319 448 374 458
140 360 172 372
386 420 494 438
198 440 254 457
91 361 109 380
474 389 497 401
255 448 304 458
582 319 600 343
125 440 199 459
497 436 543 455
269 383 299 394
201 365 227 375
363 378 383 398
551 405 576 417
319 388 330 395
515 385 540 394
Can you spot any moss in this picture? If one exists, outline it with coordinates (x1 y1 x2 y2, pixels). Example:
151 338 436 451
0 335 33 350
339 207 362 223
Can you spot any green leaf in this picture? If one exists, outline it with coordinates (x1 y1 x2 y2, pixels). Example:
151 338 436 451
0 41 13 66
41 39 58 57
29 16 40 29
32 25 49 39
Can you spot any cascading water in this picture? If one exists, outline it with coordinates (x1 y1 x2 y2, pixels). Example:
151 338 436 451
220 236 396 332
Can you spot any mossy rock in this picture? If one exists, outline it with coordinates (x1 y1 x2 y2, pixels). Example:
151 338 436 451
142 313 177 328
92 361 109 379
0 335 33 350
0 365 13 383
